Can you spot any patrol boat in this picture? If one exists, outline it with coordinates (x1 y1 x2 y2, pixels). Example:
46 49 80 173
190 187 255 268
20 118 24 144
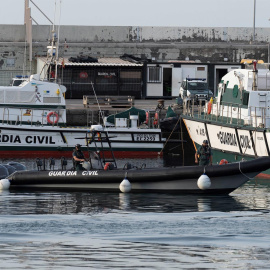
3 130 270 194
182 61 270 176
0 78 165 158
4 156 270 194
0 33 165 159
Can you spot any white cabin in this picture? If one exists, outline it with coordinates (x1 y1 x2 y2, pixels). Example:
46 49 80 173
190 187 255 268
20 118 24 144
0 75 67 126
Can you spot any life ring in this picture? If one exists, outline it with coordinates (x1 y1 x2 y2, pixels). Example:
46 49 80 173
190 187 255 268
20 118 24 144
79 71 88 79
145 111 149 125
207 102 212 114
47 112 59 125
153 112 159 126
219 159 228 165
104 162 112 170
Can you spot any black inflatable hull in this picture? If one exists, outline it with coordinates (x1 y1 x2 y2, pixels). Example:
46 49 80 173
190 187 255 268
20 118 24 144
7 157 270 194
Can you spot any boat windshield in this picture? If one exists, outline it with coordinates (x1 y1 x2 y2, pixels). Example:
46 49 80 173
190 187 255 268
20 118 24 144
10 79 28 86
187 82 208 90
12 80 24 86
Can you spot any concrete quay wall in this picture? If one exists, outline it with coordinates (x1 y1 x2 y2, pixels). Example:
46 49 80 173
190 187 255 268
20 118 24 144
0 25 269 65
1 25 269 43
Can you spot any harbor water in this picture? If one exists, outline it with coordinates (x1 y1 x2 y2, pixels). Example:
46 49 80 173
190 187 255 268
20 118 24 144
0 157 270 269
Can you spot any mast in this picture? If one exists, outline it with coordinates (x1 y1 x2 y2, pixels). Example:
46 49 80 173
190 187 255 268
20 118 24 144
24 0 33 69
46 0 62 83
252 60 258 91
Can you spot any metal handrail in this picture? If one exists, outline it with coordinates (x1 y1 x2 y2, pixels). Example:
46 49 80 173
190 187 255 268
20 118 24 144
1 107 64 126
183 101 269 128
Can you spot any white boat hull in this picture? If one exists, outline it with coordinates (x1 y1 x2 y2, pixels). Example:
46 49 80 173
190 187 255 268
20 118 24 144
183 117 270 163
0 124 164 158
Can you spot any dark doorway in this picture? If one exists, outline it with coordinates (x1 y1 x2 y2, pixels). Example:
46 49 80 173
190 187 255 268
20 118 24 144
215 68 228 95
163 68 172 96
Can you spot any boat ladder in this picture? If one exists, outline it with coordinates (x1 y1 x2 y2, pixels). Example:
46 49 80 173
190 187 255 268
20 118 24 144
90 131 117 169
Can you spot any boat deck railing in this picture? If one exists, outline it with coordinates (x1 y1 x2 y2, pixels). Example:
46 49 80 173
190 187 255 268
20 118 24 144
1 107 161 129
1 107 63 127
183 100 269 128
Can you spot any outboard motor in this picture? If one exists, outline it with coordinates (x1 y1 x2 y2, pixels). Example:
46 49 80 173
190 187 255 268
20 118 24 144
61 157 67 171
0 165 9 179
123 162 132 170
2 164 16 175
36 158 43 171
7 162 26 171
49 158 55 170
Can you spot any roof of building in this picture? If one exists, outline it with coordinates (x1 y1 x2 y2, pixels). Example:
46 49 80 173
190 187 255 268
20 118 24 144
38 57 143 67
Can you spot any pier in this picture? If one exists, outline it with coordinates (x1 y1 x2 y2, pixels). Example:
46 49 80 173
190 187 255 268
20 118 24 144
66 98 180 126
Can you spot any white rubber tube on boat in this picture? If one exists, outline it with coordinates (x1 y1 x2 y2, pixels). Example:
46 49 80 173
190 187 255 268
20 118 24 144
0 179 11 190
197 174 211 190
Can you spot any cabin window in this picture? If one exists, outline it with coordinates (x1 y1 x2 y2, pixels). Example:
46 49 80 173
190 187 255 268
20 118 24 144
197 67 205 71
43 97 61 103
242 92 249 105
147 66 161 83
120 71 141 79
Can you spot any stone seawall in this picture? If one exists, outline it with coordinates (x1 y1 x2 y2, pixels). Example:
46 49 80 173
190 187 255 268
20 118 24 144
0 25 269 72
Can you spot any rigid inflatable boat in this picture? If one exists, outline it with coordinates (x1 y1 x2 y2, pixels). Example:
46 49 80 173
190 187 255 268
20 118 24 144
6 157 270 194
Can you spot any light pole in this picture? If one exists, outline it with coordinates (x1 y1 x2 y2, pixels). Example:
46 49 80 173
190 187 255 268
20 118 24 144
269 18 270 63
253 0 256 42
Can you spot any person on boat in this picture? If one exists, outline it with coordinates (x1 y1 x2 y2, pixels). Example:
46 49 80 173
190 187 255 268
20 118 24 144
73 144 85 171
195 140 213 166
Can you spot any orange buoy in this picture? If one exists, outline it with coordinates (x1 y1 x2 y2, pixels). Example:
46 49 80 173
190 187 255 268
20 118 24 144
97 132 101 141
104 162 112 170
207 97 213 114
153 112 159 126
219 159 228 165
145 111 149 125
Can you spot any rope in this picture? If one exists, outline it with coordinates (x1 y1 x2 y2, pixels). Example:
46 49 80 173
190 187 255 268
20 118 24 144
90 82 104 121
159 115 182 155
238 160 254 180
180 115 185 165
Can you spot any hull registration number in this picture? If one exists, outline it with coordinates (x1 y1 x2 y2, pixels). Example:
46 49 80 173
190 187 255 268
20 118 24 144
135 134 158 141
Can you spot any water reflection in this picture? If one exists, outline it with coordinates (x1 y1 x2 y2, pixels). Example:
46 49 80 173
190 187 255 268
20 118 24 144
0 181 270 269
0 190 264 216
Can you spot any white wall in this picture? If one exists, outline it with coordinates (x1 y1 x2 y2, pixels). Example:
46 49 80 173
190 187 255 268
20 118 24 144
147 83 163 96
181 65 208 80
171 67 182 96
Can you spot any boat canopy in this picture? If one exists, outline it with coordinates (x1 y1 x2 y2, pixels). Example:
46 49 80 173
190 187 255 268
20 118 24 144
106 107 146 125
165 106 177 118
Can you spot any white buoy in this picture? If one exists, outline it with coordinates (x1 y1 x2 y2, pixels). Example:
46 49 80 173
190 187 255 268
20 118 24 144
119 178 132 193
197 174 211 190
0 179 11 190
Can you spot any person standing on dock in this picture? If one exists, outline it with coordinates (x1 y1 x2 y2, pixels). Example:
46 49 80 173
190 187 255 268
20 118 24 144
73 144 85 171
195 140 213 166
